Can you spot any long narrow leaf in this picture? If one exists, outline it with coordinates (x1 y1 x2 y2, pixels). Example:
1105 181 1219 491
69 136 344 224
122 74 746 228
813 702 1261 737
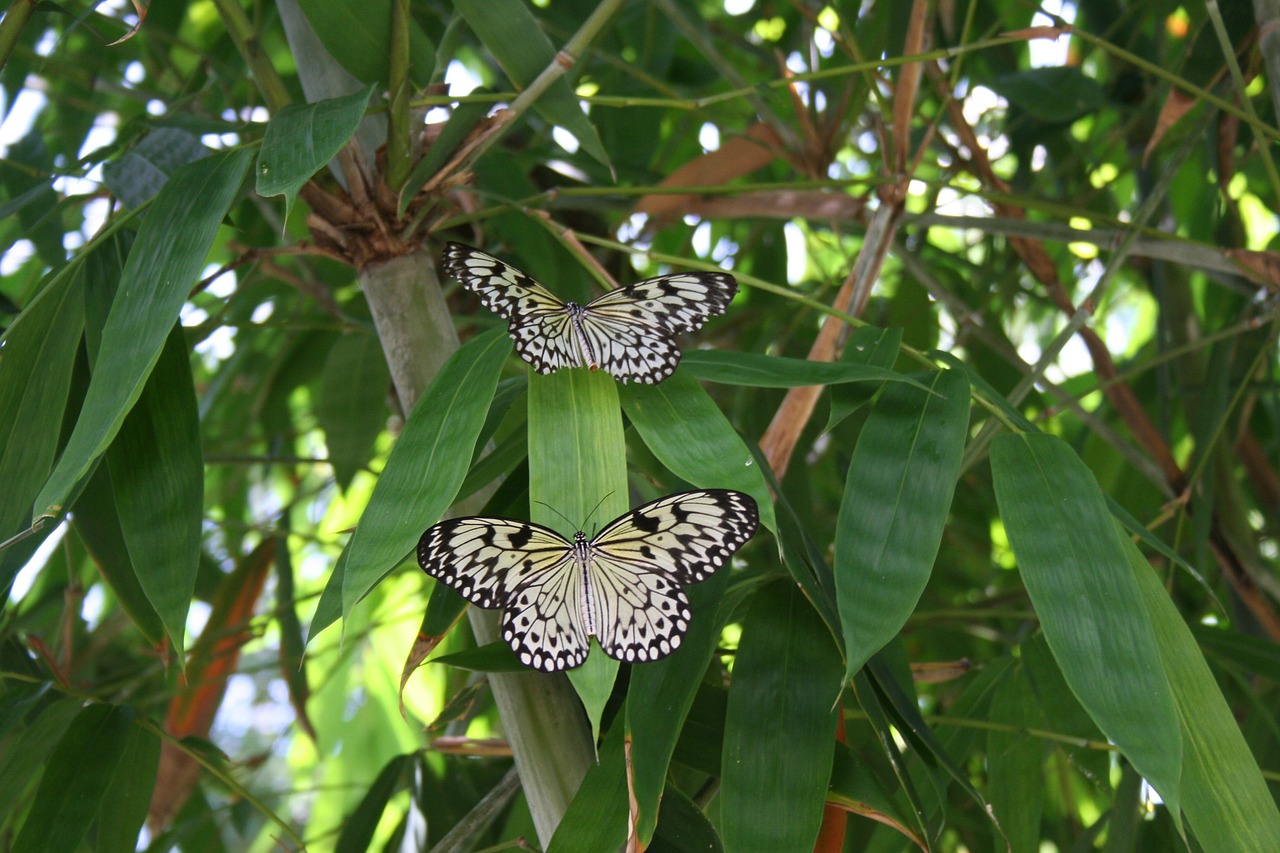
34 148 254 519
620 371 775 533
341 327 509 616
1128 533 1280 851
721 582 842 852
991 433 1182 819
836 368 968 680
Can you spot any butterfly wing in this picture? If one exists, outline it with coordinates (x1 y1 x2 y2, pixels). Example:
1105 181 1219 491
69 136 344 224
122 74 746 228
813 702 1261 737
585 489 760 664
584 271 738 334
417 517 573 608
417 517 593 672
443 242 586 375
577 271 737 383
572 310 682 384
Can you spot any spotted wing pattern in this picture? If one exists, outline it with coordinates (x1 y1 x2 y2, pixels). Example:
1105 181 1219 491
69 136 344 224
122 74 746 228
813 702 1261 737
418 490 760 673
442 242 737 384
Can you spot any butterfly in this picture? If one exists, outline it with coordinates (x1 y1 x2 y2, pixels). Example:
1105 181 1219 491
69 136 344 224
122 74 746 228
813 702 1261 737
417 490 759 672
443 242 738 384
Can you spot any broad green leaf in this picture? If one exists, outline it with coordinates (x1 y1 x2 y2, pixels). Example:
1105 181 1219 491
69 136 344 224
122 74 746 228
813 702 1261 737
681 348 916 389
528 367 627 733
626 569 732 845
545 722 627 853
318 330 391 490
1128 532 1280 851
335 754 415 853
106 322 202 657
297 0 435 88
12 704 134 853
256 84 378 217
0 270 83 592
650 785 722 852
826 325 904 431
95 717 161 853
341 327 510 616
620 371 775 533
0 697 81 825
721 582 842 852
987 665 1045 853
990 66 1105 124
34 147 254 521
827 744 923 848
73 435 167 646
836 368 969 680
453 0 611 170
991 433 1182 819
99 128 212 209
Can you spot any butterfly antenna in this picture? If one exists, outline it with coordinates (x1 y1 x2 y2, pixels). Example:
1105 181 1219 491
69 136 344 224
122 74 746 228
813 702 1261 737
533 501 581 533
583 491 615 537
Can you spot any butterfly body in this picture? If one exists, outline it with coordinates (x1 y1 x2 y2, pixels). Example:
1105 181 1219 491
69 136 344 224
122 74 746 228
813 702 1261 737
443 243 737 384
418 490 759 672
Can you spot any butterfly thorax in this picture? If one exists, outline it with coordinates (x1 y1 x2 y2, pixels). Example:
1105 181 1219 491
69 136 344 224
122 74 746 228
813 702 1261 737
564 304 602 370
572 531 599 635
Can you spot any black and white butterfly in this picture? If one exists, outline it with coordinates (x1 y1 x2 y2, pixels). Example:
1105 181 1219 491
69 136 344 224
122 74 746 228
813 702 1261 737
443 242 738 384
417 490 759 673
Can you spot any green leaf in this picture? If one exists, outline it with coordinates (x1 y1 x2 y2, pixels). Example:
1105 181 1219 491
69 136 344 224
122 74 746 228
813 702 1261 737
453 0 611 170
105 322 202 657
989 66 1105 124
256 84 378 218
826 325 903 431
95 717 161 853
335 754 415 853
625 569 732 845
100 128 213 209
1128 533 1280 851
318 330 391 490
987 665 1045 853
619 371 776 533
681 348 917 389
12 704 134 853
721 582 842 852
528 367 628 732
341 327 510 617
991 432 1182 819
0 697 82 826
649 785 722 852
836 368 969 679
546 722 627 853
0 270 83 591
34 147 254 521
297 1 435 88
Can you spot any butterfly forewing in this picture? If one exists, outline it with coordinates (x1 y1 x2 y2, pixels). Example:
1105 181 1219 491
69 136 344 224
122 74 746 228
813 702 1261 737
417 518 572 608
442 242 737 384
585 271 738 334
591 489 760 585
417 490 759 672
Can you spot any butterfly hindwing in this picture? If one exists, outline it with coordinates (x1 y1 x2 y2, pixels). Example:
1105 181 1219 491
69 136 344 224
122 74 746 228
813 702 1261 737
586 553 693 664
442 242 737 384
501 558 590 672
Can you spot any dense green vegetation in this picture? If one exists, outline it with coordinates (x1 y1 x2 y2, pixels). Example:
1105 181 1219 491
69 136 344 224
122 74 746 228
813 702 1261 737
2 0 1279 850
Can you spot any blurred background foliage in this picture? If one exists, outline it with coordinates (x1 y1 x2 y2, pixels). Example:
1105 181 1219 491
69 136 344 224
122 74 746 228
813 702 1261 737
2 0 1280 851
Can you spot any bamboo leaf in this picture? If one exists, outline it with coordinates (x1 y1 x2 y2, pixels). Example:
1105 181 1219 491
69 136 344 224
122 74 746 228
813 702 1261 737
105 322 202 657
620 371 775 533
256 84 378 218
1128 533 1280 851
681 348 919 389
528 367 628 734
991 433 1182 819
341 327 509 617
721 582 842 851
12 704 134 853
34 148 254 520
836 368 969 680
